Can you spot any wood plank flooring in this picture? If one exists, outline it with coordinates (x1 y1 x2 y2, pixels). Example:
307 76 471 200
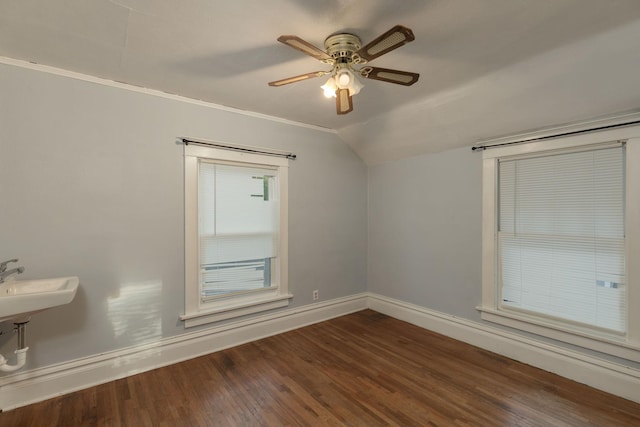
2 310 640 426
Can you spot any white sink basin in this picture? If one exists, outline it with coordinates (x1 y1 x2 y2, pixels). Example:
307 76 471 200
0 276 79 323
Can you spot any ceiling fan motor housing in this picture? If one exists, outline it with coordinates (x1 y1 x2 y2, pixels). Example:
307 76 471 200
324 33 364 64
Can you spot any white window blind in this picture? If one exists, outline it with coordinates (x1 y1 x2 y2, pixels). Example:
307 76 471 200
498 146 626 333
198 161 279 300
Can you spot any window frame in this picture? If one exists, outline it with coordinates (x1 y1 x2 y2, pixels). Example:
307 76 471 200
478 126 640 362
181 143 291 328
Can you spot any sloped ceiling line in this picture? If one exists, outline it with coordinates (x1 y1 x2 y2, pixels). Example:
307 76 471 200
1 1 639 164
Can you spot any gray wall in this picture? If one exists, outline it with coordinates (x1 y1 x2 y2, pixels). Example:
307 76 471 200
368 147 482 320
368 144 640 369
5 59 635 377
0 63 367 369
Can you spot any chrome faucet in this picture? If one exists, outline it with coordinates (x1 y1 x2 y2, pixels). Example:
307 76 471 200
0 259 18 272
0 259 24 283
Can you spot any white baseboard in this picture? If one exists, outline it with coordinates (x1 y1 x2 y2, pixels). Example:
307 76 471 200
0 294 368 411
367 293 640 404
2 292 639 411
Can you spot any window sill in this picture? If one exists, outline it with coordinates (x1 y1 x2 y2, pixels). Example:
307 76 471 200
181 294 293 328
477 305 640 362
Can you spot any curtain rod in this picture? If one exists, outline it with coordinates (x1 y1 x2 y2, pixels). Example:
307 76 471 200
471 119 640 151
181 138 297 160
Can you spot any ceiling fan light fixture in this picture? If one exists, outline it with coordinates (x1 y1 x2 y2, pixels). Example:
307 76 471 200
348 75 364 96
334 68 363 97
336 69 352 88
321 77 337 98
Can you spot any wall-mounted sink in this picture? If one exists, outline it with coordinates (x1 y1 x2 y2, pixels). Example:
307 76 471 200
0 276 79 323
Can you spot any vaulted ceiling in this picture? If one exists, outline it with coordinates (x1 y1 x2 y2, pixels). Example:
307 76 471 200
1 0 640 164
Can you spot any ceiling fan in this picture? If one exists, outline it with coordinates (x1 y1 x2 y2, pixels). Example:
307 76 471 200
268 25 420 115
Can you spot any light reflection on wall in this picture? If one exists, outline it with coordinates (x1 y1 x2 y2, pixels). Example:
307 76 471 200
107 280 162 346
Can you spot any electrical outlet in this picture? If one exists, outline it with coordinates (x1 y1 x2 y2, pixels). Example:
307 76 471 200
312 290 319 301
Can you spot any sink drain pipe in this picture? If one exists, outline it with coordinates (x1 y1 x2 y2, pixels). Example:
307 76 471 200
0 321 29 372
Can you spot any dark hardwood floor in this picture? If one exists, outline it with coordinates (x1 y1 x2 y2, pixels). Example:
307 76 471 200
2 310 640 426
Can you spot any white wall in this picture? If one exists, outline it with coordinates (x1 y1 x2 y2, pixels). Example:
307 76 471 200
0 61 367 370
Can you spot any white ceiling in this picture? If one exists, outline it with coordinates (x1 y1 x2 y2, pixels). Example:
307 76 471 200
1 0 640 164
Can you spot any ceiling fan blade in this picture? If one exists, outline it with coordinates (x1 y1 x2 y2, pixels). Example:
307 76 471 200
356 25 415 62
360 67 419 86
268 71 327 87
277 35 333 62
336 88 353 115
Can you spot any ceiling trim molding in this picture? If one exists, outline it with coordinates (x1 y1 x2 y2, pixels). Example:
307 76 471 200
0 56 337 134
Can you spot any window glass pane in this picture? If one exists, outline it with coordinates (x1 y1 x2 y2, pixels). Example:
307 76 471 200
214 164 278 235
498 147 626 333
198 162 279 299
201 259 271 297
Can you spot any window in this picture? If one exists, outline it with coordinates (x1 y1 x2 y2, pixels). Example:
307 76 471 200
499 147 625 332
479 127 640 361
198 162 278 298
181 142 291 328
